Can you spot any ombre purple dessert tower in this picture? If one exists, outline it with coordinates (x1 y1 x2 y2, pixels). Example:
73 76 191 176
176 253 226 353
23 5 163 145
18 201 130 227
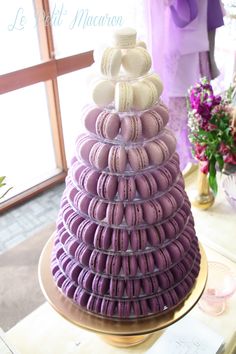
51 28 200 319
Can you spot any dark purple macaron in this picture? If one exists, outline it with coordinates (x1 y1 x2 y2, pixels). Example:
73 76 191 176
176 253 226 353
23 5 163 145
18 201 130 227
87 294 102 314
142 200 163 224
122 255 138 276
74 287 90 308
142 275 159 295
167 240 185 262
153 248 171 270
75 243 92 267
92 274 110 295
106 254 122 276
138 252 155 274
77 219 97 244
101 298 116 317
117 301 131 318
65 260 82 282
158 270 174 290
148 295 164 313
162 220 178 240
94 225 112 250
132 299 149 317
89 250 107 273
171 261 187 282
147 225 165 247
61 278 77 299
110 278 125 298
126 279 141 298
130 229 147 251
78 268 95 291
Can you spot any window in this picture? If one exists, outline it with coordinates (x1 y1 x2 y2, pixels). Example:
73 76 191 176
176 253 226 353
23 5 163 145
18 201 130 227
0 0 146 211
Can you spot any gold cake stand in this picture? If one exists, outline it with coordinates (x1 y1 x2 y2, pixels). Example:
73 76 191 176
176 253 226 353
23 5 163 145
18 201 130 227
38 236 208 348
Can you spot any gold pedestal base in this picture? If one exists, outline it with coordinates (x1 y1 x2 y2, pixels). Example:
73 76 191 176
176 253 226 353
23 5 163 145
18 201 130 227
38 236 208 348
192 192 215 210
101 334 152 347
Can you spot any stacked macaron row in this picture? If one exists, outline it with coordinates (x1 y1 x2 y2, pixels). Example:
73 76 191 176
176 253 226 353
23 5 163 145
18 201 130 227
75 128 176 173
70 153 181 202
83 103 169 142
57 197 194 254
51 239 200 318
92 73 163 111
65 177 187 228
51 27 201 319
91 28 163 111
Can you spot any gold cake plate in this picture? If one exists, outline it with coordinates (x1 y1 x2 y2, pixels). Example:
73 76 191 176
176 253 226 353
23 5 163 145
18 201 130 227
38 236 208 348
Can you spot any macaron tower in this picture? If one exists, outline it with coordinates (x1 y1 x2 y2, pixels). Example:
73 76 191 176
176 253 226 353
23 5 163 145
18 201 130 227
51 28 201 319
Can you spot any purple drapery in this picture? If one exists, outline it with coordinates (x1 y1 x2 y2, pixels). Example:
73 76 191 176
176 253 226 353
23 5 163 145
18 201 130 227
146 0 224 170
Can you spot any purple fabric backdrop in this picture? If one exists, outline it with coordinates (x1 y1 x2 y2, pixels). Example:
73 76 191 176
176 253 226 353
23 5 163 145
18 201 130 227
146 0 224 170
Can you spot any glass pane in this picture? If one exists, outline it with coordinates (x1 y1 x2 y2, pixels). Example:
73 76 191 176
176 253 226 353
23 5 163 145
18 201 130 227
0 0 41 74
57 68 90 161
49 0 148 57
0 83 59 203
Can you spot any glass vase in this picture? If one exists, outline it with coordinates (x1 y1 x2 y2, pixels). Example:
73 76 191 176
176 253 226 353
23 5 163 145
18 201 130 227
192 163 215 210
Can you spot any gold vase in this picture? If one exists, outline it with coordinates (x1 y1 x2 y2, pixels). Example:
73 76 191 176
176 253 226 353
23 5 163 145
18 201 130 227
192 164 215 210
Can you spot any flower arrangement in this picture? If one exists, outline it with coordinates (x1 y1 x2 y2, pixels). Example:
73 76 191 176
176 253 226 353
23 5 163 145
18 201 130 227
188 77 236 194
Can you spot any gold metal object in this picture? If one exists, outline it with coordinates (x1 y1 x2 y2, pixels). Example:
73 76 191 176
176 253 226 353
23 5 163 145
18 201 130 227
192 164 215 210
38 236 208 348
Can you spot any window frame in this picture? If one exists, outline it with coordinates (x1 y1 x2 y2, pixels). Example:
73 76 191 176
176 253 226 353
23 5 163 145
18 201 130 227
0 0 94 212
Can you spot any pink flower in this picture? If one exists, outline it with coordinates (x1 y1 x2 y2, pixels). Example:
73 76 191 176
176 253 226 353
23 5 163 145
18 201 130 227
207 123 217 131
200 161 209 174
219 142 230 155
195 143 207 161
224 153 236 165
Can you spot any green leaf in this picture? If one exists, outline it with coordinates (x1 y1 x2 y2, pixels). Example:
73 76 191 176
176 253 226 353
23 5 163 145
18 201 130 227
0 187 13 199
216 155 224 171
209 158 218 194
0 176 6 184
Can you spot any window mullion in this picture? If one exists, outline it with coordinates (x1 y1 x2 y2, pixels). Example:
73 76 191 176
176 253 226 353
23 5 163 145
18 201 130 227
34 0 67 171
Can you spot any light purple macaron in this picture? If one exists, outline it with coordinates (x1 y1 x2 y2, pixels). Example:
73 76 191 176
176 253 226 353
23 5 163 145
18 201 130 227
89 142 110 169
111 229 129 251
130 229 147 251
96 111 120 139
106 202 124 226
77 219 97 244
94 225 112 250
128 146 149 171
108 145 127 173
88 197 107 221
121 115 142 142
97 173 118 200
125 203 143 226
135 172 158 199
142 200 163 224
118 176 136 201
83 106 103 134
